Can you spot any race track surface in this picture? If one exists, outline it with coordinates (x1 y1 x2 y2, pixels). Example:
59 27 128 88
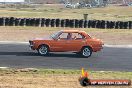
0 44 132 71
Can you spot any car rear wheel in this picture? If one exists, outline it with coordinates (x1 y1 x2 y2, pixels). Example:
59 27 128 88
81 47 92 58
37 45 49 56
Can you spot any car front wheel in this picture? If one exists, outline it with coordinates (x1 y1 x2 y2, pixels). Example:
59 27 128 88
81 47 92 58
37 45 49 56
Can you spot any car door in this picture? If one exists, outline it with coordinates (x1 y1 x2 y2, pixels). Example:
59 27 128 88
50 32 70 52
66 33 86 52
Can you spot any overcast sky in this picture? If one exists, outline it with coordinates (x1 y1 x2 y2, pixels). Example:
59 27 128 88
0 0 24 2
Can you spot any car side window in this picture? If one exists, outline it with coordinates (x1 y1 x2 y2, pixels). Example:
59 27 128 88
59 33 69 40
72 33 85 40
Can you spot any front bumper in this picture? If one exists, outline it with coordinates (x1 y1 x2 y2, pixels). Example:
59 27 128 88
29 41 35 50
93 45 103 52
29 45 35 50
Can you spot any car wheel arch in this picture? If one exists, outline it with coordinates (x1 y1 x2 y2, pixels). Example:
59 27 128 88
38 44 50 50
81 46 93 52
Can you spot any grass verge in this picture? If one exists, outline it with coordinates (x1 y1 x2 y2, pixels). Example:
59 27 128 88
0 68 132 88
0 5 131 21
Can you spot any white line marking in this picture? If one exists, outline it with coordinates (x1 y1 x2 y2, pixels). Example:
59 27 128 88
0 41 28 44
0 41 132 48
0 67 9 69
104 44 132 48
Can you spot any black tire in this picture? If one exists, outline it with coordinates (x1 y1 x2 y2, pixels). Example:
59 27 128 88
37 45 49 56
81 47 92 58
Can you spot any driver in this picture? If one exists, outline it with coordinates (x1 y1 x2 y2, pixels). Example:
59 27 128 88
67 33 72 40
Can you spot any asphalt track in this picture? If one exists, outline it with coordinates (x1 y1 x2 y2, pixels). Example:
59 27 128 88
0 43 132 71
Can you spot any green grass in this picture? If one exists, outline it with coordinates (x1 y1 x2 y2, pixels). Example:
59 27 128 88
0 68 132 79
0 5 131 21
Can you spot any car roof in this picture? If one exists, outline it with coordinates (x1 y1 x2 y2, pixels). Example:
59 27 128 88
61 30 85 33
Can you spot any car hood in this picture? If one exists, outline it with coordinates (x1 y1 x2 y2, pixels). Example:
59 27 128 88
30 36 53 41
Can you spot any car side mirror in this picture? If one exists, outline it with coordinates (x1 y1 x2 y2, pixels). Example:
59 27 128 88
84 37 86 39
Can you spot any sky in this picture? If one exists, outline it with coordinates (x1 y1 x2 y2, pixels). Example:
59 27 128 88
0 0 24 2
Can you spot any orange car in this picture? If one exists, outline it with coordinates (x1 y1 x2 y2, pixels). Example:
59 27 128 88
29 30 103 57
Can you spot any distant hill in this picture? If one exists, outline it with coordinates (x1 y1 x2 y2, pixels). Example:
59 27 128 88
109 0 132 4
27 0 60 4
26 0 132 4
28 0 83 4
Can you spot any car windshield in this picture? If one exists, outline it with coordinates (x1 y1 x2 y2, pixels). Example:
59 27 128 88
50 31 62 39
87 33 92 38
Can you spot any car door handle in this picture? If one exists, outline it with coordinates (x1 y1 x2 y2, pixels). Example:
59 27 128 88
66 41 71 43
66 41 70 43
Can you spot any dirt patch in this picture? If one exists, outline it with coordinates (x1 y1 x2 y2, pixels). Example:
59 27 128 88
88 31 132 45
0 75 80 88
0 75 131 88
0 26 132 45
0 27 59 42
